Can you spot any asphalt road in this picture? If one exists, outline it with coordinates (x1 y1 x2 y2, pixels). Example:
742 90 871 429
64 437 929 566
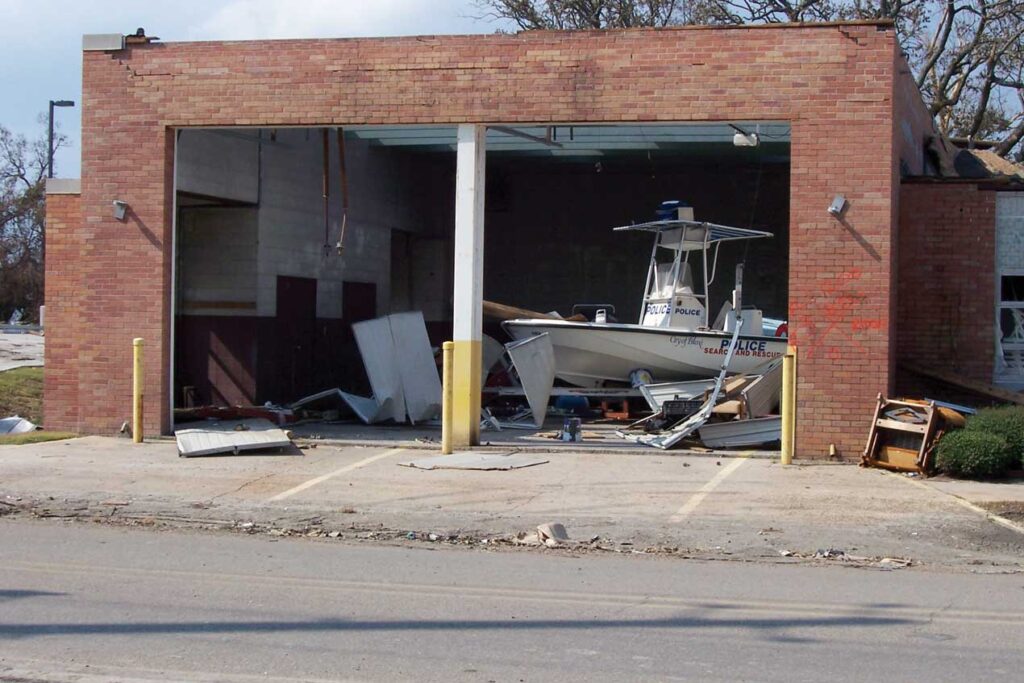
1 519 1022 682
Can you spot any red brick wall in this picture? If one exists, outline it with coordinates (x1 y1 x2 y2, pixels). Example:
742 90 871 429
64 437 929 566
42 191 83 431
897 182 996 387
49 23 905 456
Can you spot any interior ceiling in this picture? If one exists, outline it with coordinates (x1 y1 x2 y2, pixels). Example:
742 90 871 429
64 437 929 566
346 122 790 162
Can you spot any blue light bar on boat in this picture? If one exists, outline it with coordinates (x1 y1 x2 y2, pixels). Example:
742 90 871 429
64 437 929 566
612 219 773 244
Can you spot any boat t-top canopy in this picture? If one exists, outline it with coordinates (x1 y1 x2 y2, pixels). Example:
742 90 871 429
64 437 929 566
613 219 773 252
616 218 774 327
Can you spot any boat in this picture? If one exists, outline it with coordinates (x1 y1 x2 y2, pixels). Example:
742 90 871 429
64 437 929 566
502 215 788 387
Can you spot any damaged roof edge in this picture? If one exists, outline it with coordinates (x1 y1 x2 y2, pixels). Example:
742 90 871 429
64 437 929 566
115 20 897 52
45 178 81 195
82 34 125 52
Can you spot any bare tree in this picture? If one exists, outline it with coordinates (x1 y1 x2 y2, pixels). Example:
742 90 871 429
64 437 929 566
476 0 1024 159
911 1 1024 157
0 121 64 322
476 0 694 29
696 0 1024 159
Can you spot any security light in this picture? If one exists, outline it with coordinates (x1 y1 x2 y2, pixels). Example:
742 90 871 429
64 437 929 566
828 195 849 218
732 132 760 147
112 200 128 221
729 123 760 148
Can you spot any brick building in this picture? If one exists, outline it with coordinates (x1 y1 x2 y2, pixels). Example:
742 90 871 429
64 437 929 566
44 21 1023 457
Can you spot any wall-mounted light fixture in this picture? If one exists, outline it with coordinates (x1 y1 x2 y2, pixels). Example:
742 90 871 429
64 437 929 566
732 132 760 147
729 123 760 148
828 195 849 218
112 200 128 221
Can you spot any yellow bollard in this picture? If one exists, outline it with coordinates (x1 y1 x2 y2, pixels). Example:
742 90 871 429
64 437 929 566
132 338 144 444
441 341 454 455
780 345 797 464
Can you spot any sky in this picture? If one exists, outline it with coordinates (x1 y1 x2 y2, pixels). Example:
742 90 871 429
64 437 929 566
0 0 512 178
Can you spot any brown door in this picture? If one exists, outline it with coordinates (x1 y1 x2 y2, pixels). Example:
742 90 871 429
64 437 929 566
276 276 317 402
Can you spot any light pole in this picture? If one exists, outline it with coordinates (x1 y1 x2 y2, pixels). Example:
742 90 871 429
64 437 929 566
48 99 75 178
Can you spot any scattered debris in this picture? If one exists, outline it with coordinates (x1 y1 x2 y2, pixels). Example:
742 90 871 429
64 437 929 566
878 557 913 569
513 531 542 546
504 333 556 428
0 416 36 435
397 451 549 471
537 522 571 547
559 417 583 442
173 405 295 427
516 522 574 548
353 315 408 423
290 388 393 425
617 293 784 450
174 418 293 457
639 379 716 413
388 312 443 423
483 300 586 323
698 416 781 449
345 311 443 425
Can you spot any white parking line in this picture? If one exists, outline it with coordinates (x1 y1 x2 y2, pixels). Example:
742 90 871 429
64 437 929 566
669 454 752 523
268 448 406 502
884 470 1024 536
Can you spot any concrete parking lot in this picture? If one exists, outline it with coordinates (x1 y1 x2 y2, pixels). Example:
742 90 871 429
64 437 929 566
2 435 1023 571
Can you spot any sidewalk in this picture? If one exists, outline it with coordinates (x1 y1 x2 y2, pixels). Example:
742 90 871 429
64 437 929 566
2 435 1023 571
0 330 43 372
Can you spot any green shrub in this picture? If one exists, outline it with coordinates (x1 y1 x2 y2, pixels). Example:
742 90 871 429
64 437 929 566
936 431 1016 479
963 405 1024 467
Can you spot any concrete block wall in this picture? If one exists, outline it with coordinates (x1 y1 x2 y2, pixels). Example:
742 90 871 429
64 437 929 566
50 23 911 455
176 131 259 204
177 129 431 321
896 182 996 384
177 207 259 315
254 128 352 319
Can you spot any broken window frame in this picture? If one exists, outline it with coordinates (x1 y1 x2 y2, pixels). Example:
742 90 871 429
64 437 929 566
996 268 1024 381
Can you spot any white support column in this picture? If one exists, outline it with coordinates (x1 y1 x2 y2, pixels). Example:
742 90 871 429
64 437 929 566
450 124 486 447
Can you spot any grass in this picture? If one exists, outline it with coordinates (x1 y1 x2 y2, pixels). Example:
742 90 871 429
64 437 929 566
0 431 77 446
0 367 43 423
0 367 75 445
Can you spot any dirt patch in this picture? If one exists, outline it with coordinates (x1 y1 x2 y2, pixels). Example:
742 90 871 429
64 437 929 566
978 501 1024 522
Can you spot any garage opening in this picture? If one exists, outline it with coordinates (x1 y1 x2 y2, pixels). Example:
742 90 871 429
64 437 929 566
171 123 790 424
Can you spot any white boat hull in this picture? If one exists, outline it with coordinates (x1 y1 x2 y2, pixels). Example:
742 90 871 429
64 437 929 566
503 319 786 387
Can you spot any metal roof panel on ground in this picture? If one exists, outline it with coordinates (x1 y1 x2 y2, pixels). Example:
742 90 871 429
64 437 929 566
174 418 292 457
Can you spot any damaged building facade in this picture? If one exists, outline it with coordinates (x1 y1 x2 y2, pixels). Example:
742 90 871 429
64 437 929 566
44 22 1024 457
